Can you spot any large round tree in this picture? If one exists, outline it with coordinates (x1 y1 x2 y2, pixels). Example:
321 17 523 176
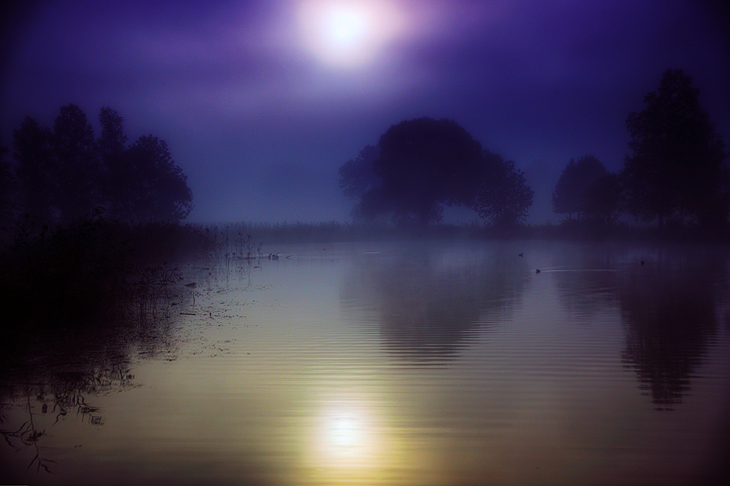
339 117 533 227
373 117 484 225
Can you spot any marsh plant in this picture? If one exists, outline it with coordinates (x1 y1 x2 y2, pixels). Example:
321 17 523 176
126 261 182 319
1 363 136 475
192 226 267 287
200 224 263 260
0 391 56 474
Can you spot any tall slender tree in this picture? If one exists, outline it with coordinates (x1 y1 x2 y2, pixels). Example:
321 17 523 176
10 105 194 226
52 104 101 222
13 116 57 225
98 107 129 220
0 137 15 235
623 69 728 228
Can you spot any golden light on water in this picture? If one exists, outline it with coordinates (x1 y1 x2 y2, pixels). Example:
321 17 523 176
333 416 358 447
305 396 403 482
312 401 378 463
297 0 406 68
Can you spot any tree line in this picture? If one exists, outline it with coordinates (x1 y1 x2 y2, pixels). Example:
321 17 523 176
0 104 193 236
340 69 729 233
1 69 726 238
553 70 729 231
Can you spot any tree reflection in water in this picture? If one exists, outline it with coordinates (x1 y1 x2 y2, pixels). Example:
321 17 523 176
617 247 727 410
341 241 530 363
551 244 729 410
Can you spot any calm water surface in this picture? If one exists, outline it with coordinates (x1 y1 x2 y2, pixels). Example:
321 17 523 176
2 240 729 485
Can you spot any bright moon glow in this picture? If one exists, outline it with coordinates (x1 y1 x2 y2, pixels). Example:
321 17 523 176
298 0 405 68
328 10 365 45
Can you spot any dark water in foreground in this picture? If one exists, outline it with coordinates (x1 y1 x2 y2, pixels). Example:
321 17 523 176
2 240 729 485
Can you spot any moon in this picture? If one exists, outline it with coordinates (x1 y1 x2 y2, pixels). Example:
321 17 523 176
298 0 405 68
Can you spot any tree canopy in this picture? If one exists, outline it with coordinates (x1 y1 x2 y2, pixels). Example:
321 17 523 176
120 135 193 223
13 117 57 225
339 117 534 227
0 137 13 234
622 69 729 228
581 173 624 224
9 104 193 227
552 155 609 219
476 156 534 228
52 104 101 223
338 144 382 221
373 117 484 225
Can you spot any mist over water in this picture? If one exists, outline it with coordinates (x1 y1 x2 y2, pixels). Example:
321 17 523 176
1 240 729 485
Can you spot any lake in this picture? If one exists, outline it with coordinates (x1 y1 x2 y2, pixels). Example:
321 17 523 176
1 240 729 485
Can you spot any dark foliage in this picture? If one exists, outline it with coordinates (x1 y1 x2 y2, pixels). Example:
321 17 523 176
12 116 57 227
339 117 534 228
0 137 14 237
338 144 381 201
1 104 198 333
552 155 609 219
623 69 729 229
581 172 625 224
52 104 101 223
373 118 484 225
9 104 193 229
116 135 193 223
475 156 534 228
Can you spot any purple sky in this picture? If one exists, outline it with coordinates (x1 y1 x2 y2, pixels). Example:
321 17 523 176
2 0 729 224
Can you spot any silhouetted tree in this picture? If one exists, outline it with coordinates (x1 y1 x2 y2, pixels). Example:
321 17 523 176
0 137 15 234
10 105 194 226
373 118 484 225
120 135 193 223
475 155 534 228
13 116 57 225
52 104 102 223
581 172 624 224
338 144 381 220
98 107 126 220
98 107 128 156
339 117 534 227
552 155 608 219
97 108 193 223
623 69 729 229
